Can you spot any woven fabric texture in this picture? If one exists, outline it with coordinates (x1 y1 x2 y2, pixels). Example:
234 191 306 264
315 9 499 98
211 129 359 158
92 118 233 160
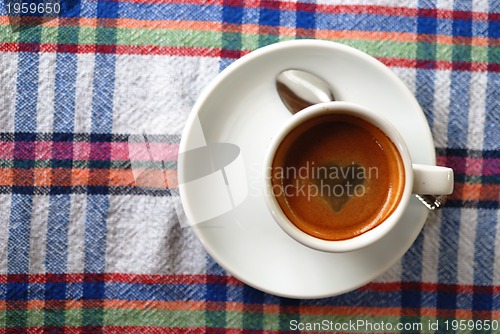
0 0 499 331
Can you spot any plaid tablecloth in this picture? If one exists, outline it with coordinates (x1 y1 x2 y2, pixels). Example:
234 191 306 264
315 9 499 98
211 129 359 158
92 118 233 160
0 0 499 332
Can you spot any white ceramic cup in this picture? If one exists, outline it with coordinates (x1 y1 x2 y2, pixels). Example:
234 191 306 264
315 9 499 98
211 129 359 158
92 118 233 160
263 101 453 253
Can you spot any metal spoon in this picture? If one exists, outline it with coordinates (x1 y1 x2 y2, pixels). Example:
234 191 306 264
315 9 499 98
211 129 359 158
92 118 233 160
275 69 447 210
276 69 334 114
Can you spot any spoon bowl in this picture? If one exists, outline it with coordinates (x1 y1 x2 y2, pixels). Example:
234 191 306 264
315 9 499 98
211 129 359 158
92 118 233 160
276 69 334 114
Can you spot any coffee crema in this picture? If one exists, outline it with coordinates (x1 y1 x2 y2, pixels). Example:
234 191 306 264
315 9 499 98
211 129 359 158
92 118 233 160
271 114 405 241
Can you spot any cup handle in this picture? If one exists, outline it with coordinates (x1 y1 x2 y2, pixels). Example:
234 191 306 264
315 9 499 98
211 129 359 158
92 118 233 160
412 164 454 195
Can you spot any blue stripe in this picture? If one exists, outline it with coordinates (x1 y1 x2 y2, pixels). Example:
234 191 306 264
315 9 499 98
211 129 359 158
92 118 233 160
112 4 487 36
219 0 243 71
84 195 109 273
7 194 33 274
44 51 79 276
79 0 97 18
437 208 460 309
58 0 81 18
483 73 499 150
83 0 118 279
415 68 436 129
117 3 221 22
447 71 471 148
315 13 417 33
280 10 296 30
438 209 461 283
28 283 44 300
473 209 497 286
489 20 500 39
415 3 437 127
205 252 227 329
1 280 498 306
53 54 78 133
296 7 315 30
9 35 39 277
259 8 280 27
484 1 500 151
258 5 280 47
99 282 401 304
453 0 473 11
472 209 497 311
45 195 70 273
242 285 264 330
90 54 115 134
105 282 207 301
399 185 426 317
14 52 39 133
66 282 84 300
222 3 243 25
447 1 473 148
84 62 114 274
401 232 425 280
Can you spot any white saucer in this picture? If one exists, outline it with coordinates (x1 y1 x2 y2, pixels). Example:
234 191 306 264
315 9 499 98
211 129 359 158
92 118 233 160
180 40 435 298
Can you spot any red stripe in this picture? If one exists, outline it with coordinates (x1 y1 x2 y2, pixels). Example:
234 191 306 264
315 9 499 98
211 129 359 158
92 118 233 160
0 43 240 58
0 43 494 73
104 328 208 334
380 57 492 72
363 282 500 295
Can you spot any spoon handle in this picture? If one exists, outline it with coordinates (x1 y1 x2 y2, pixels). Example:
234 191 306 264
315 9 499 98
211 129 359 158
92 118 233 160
415 194 448 210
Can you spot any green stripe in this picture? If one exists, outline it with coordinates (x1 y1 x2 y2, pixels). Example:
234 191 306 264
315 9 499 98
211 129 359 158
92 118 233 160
335 38 418 60
105 309 205 327
262 311 281 331
242 308 264 330
117 28 221 48
1 25 495 64
416 41 436 61
0 309 283 328
0 310 494 332
43 309 66 327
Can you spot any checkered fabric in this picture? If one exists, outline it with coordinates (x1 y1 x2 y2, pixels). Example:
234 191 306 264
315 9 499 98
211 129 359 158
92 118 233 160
0 0 498 332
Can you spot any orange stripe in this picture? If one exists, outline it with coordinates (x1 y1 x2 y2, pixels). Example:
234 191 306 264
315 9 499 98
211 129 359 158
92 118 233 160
0 169 13 186
1 166 496 196
437 34 490 47
104 299 206 311
466 183 500 201
317 30 416 44
482 184 500 201
71 168 90 186
125 169 177 188
462 182 482 201
454 183 500 201
116 18 222 31
263 304 280 314
109 169 136 187
33 168 52 187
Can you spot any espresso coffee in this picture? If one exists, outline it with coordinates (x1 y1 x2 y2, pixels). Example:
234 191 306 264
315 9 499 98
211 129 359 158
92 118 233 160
271 114 405 241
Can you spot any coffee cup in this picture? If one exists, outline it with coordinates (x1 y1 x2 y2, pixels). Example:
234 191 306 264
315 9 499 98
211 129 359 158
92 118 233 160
263 101 453 252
